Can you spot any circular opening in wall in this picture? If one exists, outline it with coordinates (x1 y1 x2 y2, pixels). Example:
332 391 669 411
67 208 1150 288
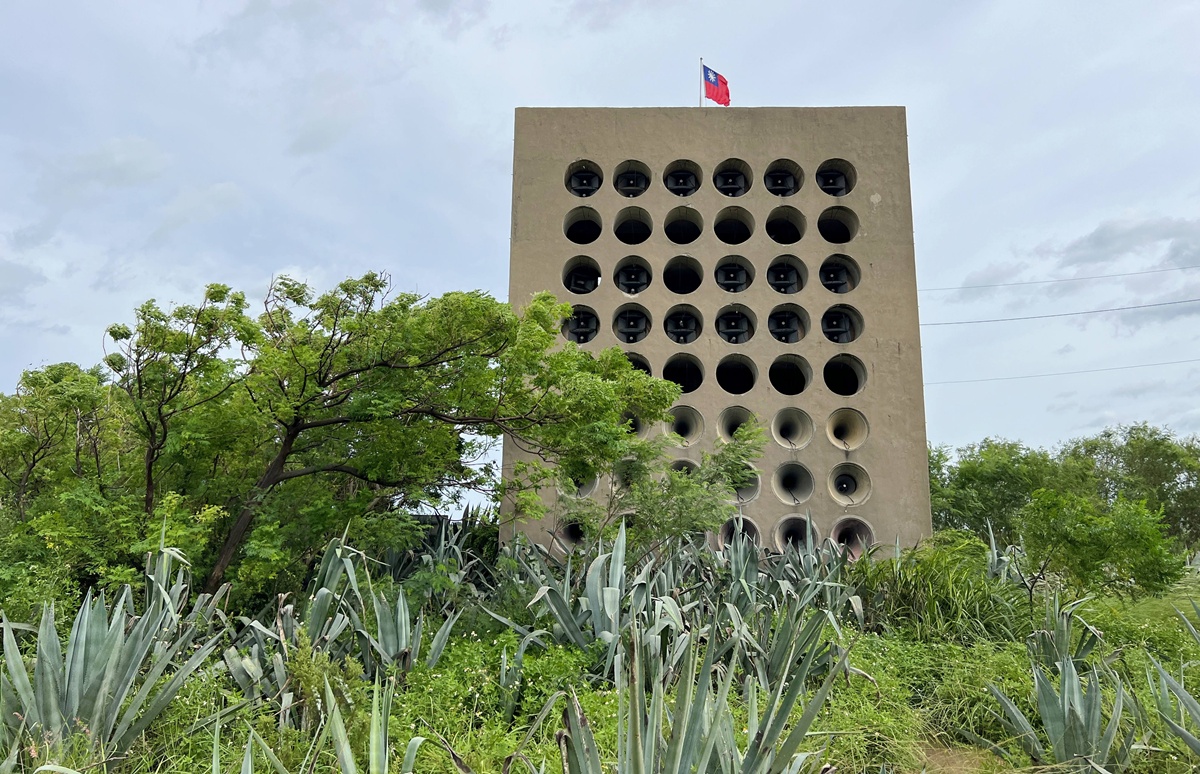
713 158 752 197
562 306 599 343
623 411 649 437
568 475 598 498
715 306 755 344
827 408 869 451
717 405 756 441
815 159 857 197
817 207 859 244
772 463 815 505
626 352 651 374
671 459 699 475
614 207 652 245
764 159 803 197
663 159 701 196
564 207 602 244
765 206 805 244
663 305 702 344
714 207 754 244
716 355 756 394
663 354 703 393
664 207 703 244
823 355 866 396
768 354 811 396
819 254 861 294
667 405 704 445
613 256 651 294
562 256 601 294
733 465 761 503
720 516 759 547
821 305 863 344
766 304 807 343
613 458 639 489
832 517 874 560
664 255 703 293
776 516 818 550
829 463 871 506
767 255 806 294
771 407 813 449
612 304 651 344
715 256 753 293
565 161 602 197
559 520 586 547
613 160 651 197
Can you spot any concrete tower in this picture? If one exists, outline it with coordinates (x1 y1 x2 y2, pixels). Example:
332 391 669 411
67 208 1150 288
502 107 932 553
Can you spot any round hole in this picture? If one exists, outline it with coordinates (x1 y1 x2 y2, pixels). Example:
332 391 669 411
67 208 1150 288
815 159 857 197
732 466 761 503
613 160 651 197
765 206 805 245
671 459 699 475
663 305 702 344
827 408 868 451
663 354 703 393
776 516 818 550
562 256 601 294
772 463 814 505
565 161 602 197
715 256 754 293
768 355 811 396
614 207 652 245
771 407 813 449
821 304 863 344
569 475 598 498
832 517 874 560
717 406 756 441
564 207 602 244
712 158 752 197
663 159 701 196
823 355 866 396
819 254 861 294
614 458 639 489
626 352 651 374
817 207 859 244
562 306 599 343
720 516 759 546
763 159 803 197
559 520 586 546
829 463 871 506
664 256 703 294
767 255 807 294
715 305 755 344
667 405 704 445
766 304 807 343
614 256 651 294
714 206 754 245
612 304 651 344
623 411 649 437
716 355 756 395
664 207 703 244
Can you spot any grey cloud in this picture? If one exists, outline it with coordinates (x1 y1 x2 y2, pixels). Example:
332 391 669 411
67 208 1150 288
1040 217 1200 268
146 183 246 247
0 259 47 303
559 0 684 30
1055 343 1075 355
415 0 489 36
288 74 365 155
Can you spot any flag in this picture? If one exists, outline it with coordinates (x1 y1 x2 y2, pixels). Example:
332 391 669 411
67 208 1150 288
703 64 730 106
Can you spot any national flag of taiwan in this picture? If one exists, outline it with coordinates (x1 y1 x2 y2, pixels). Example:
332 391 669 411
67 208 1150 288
703 64 730 106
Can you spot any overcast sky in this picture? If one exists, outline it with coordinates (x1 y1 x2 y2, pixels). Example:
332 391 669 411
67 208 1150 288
2 1 1198 451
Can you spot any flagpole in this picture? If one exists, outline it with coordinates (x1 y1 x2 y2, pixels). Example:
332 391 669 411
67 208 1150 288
699 57 703 107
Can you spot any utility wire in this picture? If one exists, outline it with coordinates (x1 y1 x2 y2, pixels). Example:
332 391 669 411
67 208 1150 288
919 264 1200 292
921 297 1200 326
925 357 1200 386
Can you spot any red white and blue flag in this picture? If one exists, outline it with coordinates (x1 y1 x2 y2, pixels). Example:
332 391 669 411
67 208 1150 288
703 64 730 106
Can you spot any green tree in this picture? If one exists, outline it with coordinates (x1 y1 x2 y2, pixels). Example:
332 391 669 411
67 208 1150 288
1019 488 1185 598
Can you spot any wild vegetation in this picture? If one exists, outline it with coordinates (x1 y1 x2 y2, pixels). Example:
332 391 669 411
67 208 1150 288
2 276 1200 772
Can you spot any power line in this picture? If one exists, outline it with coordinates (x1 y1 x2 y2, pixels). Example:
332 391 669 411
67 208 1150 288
921 297 1200 326
925 357 1200 386
919 264 1200 292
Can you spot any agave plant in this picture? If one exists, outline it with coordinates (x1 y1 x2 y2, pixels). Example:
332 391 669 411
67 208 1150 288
0 547 229 769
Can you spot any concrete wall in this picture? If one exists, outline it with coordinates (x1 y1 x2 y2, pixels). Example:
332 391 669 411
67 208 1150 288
502 106 931 552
